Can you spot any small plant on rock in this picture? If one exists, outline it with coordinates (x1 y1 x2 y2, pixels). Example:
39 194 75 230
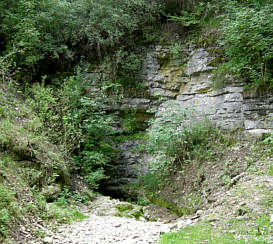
146 101 223 176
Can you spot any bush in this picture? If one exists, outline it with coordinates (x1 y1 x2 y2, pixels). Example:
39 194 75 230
219 2 273 87
137 173 160 192
27 67 114 189
0 0 161 78
0 51 20 83
46 198 87 223
167 0 226 30
0 208 10 239
147 101 224 175
75 152 109 189
0 186 18 239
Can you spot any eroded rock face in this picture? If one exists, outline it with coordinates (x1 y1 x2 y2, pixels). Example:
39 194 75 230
89 44 273 134
141 45 273 133
102 139 152 198
93 45 273 195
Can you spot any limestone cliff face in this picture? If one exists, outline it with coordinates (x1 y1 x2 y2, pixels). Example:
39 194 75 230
101 44 273 134
93 44 273 196
140 45 273 134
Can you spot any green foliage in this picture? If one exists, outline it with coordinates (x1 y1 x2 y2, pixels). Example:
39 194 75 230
0 0 161 78
0 82 69 187
0 186 17 239
167 0 223 29
162 0 196 15
263 132 273 145
31 188 89 224
170 41 183 58
166 0 273 88
268 165 273 176
212 63 230 89
115 50 142 86
57 187 95 205
112 132 148 143
147 102 224 175
0 51 20 83
130 209 144 220
136 173 160 192
27 67 114 189
100 49 145 97
116 204 133 212
27 80 58 137
256 215 272 237
160 214 273 244
238 0 271 8
0 81 83 241
0 208 10 239
160 223 246 244
75 153 109 189
146 192 188 216
218 2 273 87
114 203 144 220
169 10 201 28
45 198 88 224
135 197 150 206
121 110 138 134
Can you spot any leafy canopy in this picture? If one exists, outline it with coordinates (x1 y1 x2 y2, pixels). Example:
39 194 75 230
220 2 273 87
0 0 161 76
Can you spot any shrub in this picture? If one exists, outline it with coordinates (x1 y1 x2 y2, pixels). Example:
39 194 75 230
219 3 273 87
0 208 10 239
27 67 114 189
0 186 18 239
167 0 226 30
121 110 138 134
74 151 110 189
147 101 224 175
264 133 273 145
0 51 20 83
137 173 160 192
46 199 87 223
0 0 161 79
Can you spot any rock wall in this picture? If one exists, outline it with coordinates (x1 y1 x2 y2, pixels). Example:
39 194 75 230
95 44 273 196
89 44 273 133
140 45 273 134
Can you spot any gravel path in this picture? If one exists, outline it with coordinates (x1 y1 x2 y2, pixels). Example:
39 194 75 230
52 214 171 244
43 196 177 244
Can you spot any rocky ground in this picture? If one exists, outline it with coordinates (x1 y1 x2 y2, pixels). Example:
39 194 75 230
14 139 272 244
40 196 177 244
45 214 169 244
37 193 202 244
41 173 273 244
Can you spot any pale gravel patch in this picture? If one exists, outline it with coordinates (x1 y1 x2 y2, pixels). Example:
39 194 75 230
41 196 181 244
51 213 171 244
43 173 273 244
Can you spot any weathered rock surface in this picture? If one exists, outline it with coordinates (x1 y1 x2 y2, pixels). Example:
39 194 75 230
143 45 273 133
89 44 273 134
143 204 178 223
90 44 273 193
102 139 152 198
50 215 170 244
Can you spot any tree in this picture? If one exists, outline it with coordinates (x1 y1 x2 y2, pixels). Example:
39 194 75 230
221 3 273 87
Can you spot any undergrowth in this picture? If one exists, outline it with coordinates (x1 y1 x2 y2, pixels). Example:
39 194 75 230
133 101 235 216
25 67 115 189
146 101 230 176
159 135 273 243
166 0 273 88
159 221 272 244
0 81 92 242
